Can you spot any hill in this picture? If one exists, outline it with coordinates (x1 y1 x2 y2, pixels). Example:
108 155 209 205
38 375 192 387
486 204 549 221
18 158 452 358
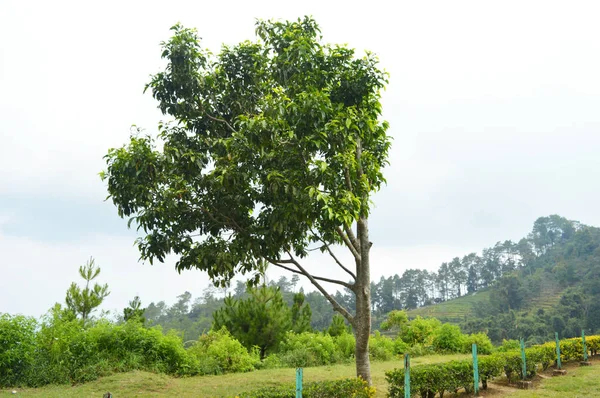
399 215 600 344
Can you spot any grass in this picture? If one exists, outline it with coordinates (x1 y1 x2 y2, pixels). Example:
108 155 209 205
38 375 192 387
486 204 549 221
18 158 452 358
0 354 470 398
508 360 600 398
4 356 600 397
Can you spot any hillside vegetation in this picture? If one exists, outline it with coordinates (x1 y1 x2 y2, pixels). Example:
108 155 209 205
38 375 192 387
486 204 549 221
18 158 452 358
403 215 600 345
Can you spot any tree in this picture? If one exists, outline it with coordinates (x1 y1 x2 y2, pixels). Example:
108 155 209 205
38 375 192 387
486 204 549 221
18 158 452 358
123 296 146 324
213 286 292 359
291 291 313 333
102 17 390 383
65 257 110 321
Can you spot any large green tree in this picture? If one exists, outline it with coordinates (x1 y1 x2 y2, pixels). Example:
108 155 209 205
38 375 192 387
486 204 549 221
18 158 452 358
102 17 390 382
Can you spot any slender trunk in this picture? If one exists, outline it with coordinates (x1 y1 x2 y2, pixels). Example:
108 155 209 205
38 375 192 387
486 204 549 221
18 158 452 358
355 216 372 384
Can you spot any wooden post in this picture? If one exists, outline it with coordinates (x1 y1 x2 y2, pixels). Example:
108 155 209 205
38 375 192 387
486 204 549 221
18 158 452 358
582 330 588 362
296 368 303 398
472 343 480 396
520 338 527 380
404 354 410 398
555 332 562 370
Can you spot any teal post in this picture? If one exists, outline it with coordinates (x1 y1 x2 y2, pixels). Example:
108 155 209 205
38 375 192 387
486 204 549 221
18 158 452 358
582 330 588 362
520 338 527 380
472 343 480 396
296 368 303 398
555 332 562 369
404 354 410 398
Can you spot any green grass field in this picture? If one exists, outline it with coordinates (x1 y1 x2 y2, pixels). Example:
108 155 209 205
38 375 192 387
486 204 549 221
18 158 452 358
0 354 470 398
2 356 598 397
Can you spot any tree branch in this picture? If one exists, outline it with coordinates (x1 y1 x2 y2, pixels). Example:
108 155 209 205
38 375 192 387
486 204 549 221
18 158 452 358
336 226 361 261
344 223 359 251
266 254 355 325
268 261 354 290
310 229 356 280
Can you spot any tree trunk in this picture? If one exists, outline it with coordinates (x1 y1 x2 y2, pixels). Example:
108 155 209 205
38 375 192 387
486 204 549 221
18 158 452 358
355 216 372 384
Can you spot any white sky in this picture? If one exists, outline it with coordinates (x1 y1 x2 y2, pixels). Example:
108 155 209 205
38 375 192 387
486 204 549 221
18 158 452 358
2 0 600 317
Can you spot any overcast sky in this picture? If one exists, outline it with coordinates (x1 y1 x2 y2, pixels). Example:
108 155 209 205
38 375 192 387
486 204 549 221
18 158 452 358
2 0 600 318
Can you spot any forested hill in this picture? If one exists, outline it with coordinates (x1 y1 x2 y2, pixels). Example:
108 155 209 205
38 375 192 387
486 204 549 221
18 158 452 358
143 214 600 345
405 215 600 344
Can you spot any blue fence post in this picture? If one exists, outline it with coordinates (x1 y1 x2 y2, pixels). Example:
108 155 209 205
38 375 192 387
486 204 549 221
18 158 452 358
472 343 479 396
520 338 527 380
296 367 303 398
582 330 588 362
555 332 562 370
404 353 410 398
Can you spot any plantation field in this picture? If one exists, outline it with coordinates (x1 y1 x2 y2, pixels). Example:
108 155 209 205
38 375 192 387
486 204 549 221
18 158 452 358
407 290 492 322
407 277 563 323
1 354 470 398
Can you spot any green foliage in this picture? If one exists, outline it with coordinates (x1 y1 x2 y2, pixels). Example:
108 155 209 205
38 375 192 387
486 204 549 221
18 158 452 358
102 16 391 382
327 314 348 337
239 378 375 398
368 331 395 361
333 332 356 359
379 310 408 332
497 338 520 352
65 257 110 321
123 296 146 325
278 332 340 367
462 332 493 355
0 314 37 387
213 286 292 359
187 327 259 375
392 338 409 355
432 323 464 353
291 292 312 333
399 316 441 346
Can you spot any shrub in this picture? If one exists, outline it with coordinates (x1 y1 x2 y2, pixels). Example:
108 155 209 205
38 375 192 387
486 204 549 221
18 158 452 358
463 333 494 355
400 316 441 346
432 324 464 353
369 331 395 361
0 314 37 387
333 332 355 360
278 332 339 367
496 339 520 352
478 355 504 390
239 378 375 398
392 338 409 355
188 327 259 375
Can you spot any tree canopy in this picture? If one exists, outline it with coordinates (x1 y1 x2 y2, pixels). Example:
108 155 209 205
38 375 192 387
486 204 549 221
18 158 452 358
102 16 390 382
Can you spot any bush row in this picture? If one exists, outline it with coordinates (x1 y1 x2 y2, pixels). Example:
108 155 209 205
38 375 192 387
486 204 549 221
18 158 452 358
386 335 597 397
238 378 375 398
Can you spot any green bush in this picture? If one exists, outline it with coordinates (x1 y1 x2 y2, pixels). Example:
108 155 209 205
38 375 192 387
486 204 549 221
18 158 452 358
496 339 520 352
432 324 464 353
239 378 375 398
463 333 493 355
258 354 282 369
392 338 409 355
400 316 441 346
333 332 355 360
188 327 259 375
0 314 37 387
278 332 339 367
478 355 504 389
369 331 395 361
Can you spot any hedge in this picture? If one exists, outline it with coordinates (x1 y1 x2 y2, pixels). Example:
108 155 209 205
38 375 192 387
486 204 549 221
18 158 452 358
387 334 598 397
238 378 376 398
